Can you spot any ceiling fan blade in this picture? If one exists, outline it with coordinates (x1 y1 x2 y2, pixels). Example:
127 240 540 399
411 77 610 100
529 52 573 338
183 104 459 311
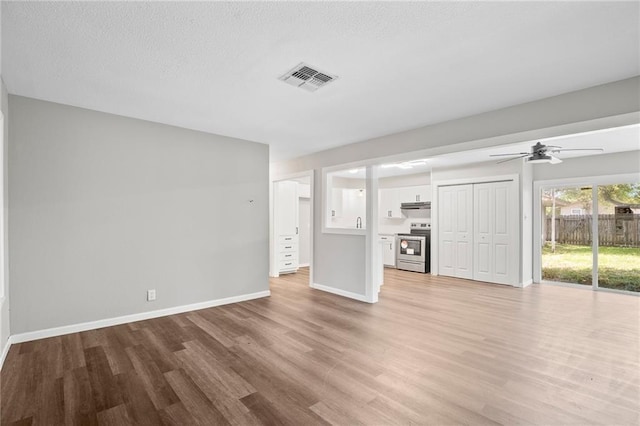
550 148 604 153
496 154 528 164
489 152 530 157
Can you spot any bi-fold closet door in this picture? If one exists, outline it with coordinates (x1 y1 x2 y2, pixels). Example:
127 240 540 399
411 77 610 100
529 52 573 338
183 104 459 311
438 180 517 286
437 184 473 279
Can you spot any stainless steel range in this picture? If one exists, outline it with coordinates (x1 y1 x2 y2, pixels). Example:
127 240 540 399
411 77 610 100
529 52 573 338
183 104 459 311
396 223 431 273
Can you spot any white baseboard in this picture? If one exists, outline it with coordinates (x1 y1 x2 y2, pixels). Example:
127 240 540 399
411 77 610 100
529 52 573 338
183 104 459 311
298 263 310 268
521 279 533 288
311 282 369 303
10 290 271 344
0 336 12 371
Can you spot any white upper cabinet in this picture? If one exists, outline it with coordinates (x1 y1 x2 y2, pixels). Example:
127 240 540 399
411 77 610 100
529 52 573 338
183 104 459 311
330 187 343 218
398 185 431 203
379 188 402 219
342 189 366 226
298 183 311 198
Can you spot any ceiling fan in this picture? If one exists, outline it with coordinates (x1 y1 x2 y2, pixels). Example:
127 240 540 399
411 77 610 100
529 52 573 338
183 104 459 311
490 142 604 164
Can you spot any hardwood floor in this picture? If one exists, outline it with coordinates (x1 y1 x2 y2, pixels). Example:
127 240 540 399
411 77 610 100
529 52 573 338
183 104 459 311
2 268 639 425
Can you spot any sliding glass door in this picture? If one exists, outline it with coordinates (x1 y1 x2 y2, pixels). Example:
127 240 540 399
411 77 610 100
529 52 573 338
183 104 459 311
541 186 594 287
596 184 640 293
539 181 639 293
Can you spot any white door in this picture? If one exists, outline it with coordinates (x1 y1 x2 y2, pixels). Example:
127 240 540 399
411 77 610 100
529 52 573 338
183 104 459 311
276 181 299 237
438 184 473 279
473 181 516 285
474 184 493 282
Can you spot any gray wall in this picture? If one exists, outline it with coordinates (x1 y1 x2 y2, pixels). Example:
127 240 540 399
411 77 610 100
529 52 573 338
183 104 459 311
9 96 269 334
533 150 640 181
313 170 366 295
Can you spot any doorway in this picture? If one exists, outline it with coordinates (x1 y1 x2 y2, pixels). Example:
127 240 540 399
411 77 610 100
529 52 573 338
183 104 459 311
271 172 313 286
536 177 640 293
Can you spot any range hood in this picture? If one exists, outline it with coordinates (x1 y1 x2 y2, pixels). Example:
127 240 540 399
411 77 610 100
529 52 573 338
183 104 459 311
400 201 431 210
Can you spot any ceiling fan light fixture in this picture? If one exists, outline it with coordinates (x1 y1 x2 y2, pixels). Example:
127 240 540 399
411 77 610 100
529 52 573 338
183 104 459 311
527 154 562 164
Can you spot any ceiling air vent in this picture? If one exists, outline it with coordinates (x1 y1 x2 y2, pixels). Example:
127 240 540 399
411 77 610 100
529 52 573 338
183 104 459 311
279 63 338 92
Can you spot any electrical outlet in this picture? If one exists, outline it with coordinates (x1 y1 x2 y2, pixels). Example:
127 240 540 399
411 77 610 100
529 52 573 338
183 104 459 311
147 289 156 301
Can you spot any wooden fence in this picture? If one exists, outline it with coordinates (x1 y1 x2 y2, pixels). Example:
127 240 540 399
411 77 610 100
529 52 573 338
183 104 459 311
544 214 640 247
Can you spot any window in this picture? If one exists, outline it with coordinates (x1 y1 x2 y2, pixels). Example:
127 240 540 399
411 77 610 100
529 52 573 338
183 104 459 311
570 208 583 215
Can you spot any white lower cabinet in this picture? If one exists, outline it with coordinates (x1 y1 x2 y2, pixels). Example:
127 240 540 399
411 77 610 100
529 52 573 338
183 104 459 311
278 236 298 273
379 235 396 267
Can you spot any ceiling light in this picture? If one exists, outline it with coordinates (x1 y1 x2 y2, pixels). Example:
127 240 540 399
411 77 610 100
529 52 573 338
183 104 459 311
381 159 429 169
527 154 563 164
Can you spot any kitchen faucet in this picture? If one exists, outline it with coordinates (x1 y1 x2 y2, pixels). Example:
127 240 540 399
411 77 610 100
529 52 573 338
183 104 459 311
356 217 362 229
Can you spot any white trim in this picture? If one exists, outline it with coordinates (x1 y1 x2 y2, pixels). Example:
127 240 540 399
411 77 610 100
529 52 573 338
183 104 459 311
592 186 599 290
365 165 379 303
10 290 270 344
520 279 533 288
433 174 517 188
0 335 11 371
311 283 370 303
298 263 310 268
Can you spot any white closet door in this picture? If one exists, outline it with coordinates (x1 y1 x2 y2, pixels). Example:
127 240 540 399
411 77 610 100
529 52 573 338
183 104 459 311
474 183 493 282
438 184 473 279
491 181 514 285
454 185 473 279
473 181 516 285
438 187 456 277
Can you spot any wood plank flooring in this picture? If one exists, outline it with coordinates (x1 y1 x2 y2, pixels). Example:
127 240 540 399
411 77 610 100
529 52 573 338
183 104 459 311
1 268 639 425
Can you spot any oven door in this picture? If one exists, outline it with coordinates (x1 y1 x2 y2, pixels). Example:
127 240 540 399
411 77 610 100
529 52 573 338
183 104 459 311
396 236 426 263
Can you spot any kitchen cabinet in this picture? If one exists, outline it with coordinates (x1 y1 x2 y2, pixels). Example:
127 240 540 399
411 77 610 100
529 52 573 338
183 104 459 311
298 183 311 199
379 188 402 219
379 235 396 267
398 185 431 203
334 188 366 227
330 188 343 218
274 180 299 274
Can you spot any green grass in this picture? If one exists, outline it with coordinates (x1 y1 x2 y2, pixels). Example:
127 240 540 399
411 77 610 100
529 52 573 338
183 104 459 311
542 244 640 292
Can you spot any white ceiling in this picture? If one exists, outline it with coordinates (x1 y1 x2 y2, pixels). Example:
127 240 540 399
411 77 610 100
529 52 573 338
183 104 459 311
3 2 639 161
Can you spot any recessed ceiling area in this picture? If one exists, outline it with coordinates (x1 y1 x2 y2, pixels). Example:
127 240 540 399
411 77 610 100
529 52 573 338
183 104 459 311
2 2 639 161
333 124 640 179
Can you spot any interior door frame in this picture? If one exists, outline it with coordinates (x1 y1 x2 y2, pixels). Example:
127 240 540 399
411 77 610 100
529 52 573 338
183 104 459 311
533 172 640 293
270 170 314 288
